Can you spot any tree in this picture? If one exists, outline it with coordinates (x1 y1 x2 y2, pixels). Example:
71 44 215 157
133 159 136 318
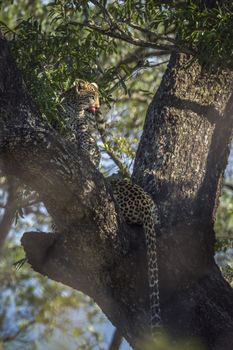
1 1 233 349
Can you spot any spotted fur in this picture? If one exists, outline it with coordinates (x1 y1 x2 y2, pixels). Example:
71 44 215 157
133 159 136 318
110 177 161 330
59 79 102 166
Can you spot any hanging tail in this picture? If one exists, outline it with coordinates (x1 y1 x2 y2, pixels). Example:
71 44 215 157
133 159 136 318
143 204 161 330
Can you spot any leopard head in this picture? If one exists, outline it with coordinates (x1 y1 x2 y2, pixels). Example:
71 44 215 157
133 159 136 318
61 79 100 115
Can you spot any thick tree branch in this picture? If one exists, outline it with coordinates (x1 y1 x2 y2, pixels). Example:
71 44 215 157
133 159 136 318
132 51 233 348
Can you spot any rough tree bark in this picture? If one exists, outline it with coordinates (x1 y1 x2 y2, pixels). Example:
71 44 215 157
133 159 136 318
1 28 233 350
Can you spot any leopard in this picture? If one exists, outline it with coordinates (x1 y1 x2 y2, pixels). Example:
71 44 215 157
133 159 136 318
109 176 161 331
58 79 105 166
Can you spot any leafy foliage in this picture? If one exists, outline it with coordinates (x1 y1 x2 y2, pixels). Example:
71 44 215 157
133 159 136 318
0 0 169 174
173 0 233 68
1 0 232 174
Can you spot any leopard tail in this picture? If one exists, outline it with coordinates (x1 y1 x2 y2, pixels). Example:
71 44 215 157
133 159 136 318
143 204 161 331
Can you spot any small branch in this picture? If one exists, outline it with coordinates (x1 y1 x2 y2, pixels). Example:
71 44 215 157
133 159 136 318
101 146 129 177
109 59 169 94
86 2 176 48
99 128 130 177
224 183 233 192
108 328 123 350
0 177 20 250
89 0 115 27
2 319 36 343
123 20 176 44
74 20 176 52
114 47 168 72
117 95 149 103
20 191 40 208
114 47 146 70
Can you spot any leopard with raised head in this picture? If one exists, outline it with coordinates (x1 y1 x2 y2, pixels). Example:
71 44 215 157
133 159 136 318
58 79 105 167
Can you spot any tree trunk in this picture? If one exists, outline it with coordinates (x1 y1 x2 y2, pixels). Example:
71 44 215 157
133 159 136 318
1 32 233 350
133 52 233 349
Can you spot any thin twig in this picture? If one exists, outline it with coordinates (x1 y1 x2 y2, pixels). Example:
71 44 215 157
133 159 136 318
124 20 176 44
100 135 130 178
108 328 123 350
114 47 168 71
89 0 115 27
0 178 40 251
224 183 233 191
72 20 176 52
109 59 168 94
2 319 36 342
96 110 130 177
0 177 20 250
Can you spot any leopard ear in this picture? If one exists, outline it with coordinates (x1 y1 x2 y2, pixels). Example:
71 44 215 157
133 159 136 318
91 82 98 89
75 79 86 91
